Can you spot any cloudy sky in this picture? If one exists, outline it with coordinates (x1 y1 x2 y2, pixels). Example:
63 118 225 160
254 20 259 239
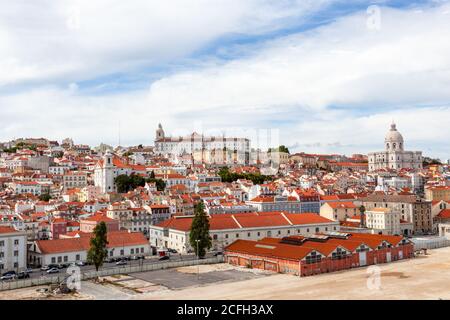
0 0 449 159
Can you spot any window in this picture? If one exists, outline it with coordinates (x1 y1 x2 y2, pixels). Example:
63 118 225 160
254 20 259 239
315 227 319 232
236 233 239 238
305 251 322 264
131 249 134 254
0 241 4 247
141 248 144 253
332 247 348 260
0 252 4 258
14 239 19 245
120 249 124 255
51 257 56 263
76 254 80 261
247 232 251 237
14 250 19 257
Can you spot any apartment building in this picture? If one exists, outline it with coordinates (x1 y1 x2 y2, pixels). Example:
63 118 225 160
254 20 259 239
0 226 28 272
363 194 432 234
365 208 401 235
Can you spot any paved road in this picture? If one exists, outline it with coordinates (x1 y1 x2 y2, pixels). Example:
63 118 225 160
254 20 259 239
2 253 216 282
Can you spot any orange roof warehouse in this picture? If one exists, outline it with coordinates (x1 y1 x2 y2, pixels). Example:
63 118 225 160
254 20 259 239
224 232 414 277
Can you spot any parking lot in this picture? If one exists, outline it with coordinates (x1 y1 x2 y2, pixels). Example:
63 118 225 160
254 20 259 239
132 265 268 290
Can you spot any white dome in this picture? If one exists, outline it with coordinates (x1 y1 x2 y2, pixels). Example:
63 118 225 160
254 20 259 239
384 122 404 151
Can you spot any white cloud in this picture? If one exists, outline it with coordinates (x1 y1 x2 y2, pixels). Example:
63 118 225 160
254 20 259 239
0 0 332 86
1 2 450 160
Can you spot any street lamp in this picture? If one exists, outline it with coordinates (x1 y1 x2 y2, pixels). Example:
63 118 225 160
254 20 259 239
195 239 200 281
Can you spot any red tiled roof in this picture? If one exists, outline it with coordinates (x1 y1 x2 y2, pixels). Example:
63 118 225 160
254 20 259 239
82 214 117 223
325 201 357 209
0 226 18 234
437 209 450 219
225 239 315 261
155 212 334 232
35 231 148 254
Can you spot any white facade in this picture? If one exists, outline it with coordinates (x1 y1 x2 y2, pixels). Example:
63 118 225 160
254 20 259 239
94 150 128 193
154 124 250 159
149 218 340 254
368 123 422 172
0 228 28 272
365 208 401 235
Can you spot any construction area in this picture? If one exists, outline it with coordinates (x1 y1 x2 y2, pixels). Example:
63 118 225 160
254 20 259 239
1 246 450 300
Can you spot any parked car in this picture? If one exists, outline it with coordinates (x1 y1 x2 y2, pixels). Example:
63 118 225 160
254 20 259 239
40 265 50 271
0 273 16 281
17 272 30 279
116 260 127 266
2 270 16 276
168 249 178 254
159 255 170 261
137 255 145 260
46 268 59 274
130 255 139 260
25 268 33 273
214 251 223 256
75 261 85 267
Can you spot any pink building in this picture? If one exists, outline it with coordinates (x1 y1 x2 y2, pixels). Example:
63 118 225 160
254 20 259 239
79 214 120 233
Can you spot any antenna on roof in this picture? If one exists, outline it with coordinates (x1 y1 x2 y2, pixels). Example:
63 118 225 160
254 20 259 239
118 120 121 147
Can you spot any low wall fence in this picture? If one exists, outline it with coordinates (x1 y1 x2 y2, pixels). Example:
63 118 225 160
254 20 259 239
0 256 224 291
411 237 450 250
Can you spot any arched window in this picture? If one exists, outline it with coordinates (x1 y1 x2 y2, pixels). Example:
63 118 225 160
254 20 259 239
393 143 396 149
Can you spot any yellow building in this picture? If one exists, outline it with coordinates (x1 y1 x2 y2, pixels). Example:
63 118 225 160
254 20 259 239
425 186 450 201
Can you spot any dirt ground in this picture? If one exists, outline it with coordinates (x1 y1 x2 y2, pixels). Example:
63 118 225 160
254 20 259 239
145 246 450 300
2 247 450 300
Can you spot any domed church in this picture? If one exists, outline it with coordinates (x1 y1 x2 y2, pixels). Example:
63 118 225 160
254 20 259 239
368 122 422 172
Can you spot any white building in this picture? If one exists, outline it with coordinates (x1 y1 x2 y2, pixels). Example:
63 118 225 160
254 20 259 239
149 212 339 253
9 181 43 196
154 124 250 163
0 226 28 272
365 208 401 235
63 171 88 191
368 123 422 172
28 231 150 266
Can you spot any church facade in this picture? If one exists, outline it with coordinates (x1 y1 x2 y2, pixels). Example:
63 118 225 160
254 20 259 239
368 123 422 172
154 124 250 163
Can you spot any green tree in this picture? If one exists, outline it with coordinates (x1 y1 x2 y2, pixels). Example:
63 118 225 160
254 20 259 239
114 174 146 193
87 222 109 272
115 175 131 193
268 145 289 154
217 167 272 185
189 202 212 258
38 193 52 202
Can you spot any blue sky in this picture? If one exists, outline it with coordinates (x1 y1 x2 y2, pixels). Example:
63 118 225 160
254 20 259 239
0 0 449 160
